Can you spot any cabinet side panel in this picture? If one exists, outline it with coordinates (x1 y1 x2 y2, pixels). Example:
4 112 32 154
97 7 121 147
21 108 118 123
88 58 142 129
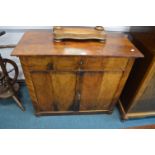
20 57 39 112
111 58 135 110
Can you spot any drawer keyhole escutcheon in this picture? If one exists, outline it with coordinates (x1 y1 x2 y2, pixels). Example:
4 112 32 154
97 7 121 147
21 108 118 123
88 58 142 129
79 60 84 70
47 63 53 70
79 60 83 65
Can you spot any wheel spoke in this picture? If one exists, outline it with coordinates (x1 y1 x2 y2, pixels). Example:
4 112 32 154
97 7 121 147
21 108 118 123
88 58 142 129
1 59 19 85
7 68 15 73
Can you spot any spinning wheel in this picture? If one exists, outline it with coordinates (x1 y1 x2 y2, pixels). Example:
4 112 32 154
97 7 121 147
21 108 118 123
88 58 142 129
0 56 25 111
0 31 25 111
0 58 19 85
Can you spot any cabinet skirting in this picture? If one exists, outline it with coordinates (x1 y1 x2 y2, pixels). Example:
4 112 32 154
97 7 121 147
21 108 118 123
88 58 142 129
118 100 155 120
35 109 113 116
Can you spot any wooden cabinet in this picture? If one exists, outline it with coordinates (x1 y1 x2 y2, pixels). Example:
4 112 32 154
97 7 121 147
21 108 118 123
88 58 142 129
119 28 155 119
12 32 143 116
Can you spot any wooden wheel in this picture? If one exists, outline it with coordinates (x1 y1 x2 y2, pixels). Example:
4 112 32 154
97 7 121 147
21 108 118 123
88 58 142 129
0 58 19 85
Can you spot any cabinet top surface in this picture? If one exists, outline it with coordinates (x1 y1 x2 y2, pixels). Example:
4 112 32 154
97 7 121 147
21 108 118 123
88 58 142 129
12 32 143 58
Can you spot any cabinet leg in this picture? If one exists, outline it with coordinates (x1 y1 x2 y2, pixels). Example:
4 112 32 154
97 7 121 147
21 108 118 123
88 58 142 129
35 113 41 117
12 95 25 111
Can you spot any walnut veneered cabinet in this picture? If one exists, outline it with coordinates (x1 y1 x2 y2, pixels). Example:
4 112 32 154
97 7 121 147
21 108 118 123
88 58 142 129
120 29 155 119
12 32 143 116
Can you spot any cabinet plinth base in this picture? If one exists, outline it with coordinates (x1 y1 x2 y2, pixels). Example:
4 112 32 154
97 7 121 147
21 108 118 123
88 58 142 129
118 100 155 120
35 110 112 116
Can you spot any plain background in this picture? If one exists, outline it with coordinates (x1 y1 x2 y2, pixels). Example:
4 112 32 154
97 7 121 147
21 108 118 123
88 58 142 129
0 0 155 155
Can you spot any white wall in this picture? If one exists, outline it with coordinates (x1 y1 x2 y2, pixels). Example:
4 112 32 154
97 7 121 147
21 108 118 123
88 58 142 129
0 33 25 79
0 26 130 32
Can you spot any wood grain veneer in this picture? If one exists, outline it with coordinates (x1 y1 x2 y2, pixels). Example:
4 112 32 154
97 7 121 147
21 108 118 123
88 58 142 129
12 31 143 116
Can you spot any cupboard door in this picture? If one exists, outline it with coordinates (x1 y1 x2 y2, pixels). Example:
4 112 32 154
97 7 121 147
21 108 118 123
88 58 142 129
51 72 77 111
80 71 123 111
31 71 54 111
31 71 77 112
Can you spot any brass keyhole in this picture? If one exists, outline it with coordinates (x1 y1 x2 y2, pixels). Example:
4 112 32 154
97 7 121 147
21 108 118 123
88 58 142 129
79 60 83 65
47 63 53 70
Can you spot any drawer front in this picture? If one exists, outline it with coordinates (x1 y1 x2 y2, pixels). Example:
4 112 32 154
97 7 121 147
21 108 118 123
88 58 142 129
53 57 80 70
81 57 128 71
27 57 53 71
27 56 80 71
27 56 128 71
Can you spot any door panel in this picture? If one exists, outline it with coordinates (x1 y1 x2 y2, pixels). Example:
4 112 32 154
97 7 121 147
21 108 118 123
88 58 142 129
80 72 123 111
51 72 76 111
31 69 122 112
31 71 77 112
31 71 54 111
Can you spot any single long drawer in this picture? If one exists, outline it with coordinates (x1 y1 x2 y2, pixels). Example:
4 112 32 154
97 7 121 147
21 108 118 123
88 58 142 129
25 56 128 71
81 57 128 71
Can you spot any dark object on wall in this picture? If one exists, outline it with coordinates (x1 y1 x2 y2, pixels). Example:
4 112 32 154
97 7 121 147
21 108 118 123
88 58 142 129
12 31 142 116
0 31 25 111
0 31 6 36
119 26 155 119
53 26 106 42
0 44 16 49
